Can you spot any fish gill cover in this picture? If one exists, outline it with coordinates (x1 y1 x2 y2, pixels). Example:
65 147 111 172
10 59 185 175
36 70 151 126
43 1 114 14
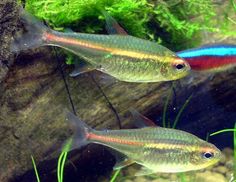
21 0 236 51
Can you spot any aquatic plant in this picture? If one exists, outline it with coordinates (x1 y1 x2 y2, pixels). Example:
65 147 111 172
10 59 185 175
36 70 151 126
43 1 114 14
172 94 192 129
230 0 236 13
23 0 150 37
210 122 236 177
109 169 121 182
177 172 186 182
21 0 236 51
31 139 72 182
162 89 172 128
57 139 72 182
31 155 41 182
162 88 192 129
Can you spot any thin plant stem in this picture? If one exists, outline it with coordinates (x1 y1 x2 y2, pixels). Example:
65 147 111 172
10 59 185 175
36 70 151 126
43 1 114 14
210 129 236 136
205 132 209 142
110 169 121 182
162 89 172 127
31 155 41 182
57 138 72 182
209 123 236 178
230 0 236 12
172 94 192 129
60 151 69 182
57 151 64 182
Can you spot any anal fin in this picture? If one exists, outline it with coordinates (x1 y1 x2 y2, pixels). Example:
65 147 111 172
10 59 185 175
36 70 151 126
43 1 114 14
108 148 135 170
134 166 156 176
113 158 134 170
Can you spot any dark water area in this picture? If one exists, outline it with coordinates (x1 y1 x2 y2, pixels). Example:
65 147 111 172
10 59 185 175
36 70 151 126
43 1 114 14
12 145 115 182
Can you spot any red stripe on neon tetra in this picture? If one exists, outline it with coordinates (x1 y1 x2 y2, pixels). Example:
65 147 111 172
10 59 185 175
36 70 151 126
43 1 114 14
185 56 236 71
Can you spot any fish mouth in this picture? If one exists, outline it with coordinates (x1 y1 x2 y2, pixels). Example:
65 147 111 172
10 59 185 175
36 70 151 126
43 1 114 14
215 148 223 161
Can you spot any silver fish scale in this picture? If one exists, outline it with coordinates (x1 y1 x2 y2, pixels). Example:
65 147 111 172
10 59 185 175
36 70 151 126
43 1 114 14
141 144 191 166
99 56 162 82
132 127 200 144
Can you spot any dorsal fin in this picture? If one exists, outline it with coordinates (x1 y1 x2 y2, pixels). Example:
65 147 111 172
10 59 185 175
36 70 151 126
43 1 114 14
102 10 128 35
129 108 157 128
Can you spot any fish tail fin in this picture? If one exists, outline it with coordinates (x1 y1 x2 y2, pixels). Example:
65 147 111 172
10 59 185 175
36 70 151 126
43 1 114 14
11 8 51 53
65 111 93 151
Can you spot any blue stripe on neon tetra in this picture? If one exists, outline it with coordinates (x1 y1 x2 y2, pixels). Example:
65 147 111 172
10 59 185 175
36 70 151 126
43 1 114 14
177 44 236 58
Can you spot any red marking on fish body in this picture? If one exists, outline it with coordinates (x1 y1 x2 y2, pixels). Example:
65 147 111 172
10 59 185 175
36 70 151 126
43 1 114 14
85 132 90 139
43 32 54 42
185 56 236 71
43 32 91 48
43 32 175 61
87 132 218 155
88 133 144 146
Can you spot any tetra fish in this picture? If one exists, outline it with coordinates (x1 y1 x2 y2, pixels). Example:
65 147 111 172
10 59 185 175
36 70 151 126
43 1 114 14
102 11 236 73
12 9 190 82
65 111 222 176
177 44 236 72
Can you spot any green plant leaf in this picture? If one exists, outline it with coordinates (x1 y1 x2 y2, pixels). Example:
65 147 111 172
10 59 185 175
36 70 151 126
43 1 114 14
31 155 41 182
110 169 121 182
57 138 72 182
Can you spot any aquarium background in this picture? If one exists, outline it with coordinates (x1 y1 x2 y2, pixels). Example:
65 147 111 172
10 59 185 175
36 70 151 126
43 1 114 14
0 0 236 182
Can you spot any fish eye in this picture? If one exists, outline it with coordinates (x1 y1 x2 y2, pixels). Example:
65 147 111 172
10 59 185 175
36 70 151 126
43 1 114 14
202 152 214 159
175 63 185 70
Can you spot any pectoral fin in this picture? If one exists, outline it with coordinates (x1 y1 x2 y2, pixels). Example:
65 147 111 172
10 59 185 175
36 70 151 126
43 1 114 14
135 166 156 176
70 62 95 77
